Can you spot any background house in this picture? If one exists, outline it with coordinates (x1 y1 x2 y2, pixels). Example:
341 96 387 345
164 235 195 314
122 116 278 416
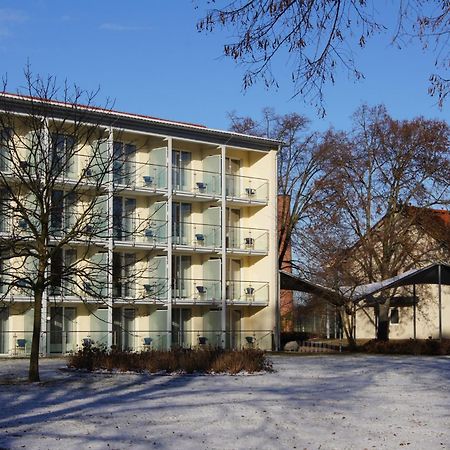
354 207 450 340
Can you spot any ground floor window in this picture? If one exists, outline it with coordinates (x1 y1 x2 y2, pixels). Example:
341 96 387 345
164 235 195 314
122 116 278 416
0 307 8 353
390 308 399 324
48 306 76 353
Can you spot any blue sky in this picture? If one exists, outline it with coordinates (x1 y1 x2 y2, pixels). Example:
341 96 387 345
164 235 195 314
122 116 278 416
0 1 448 133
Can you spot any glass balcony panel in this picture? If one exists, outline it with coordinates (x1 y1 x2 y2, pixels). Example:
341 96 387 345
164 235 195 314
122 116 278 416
191 279 221 302
136 162 167 190
173 277 192 299
113 278 136 299
225 174 268 202
48 209 108 241
173 222 221 248
110 157 169 190
113 217 168 244
113 214 135 241
145 309 169 350
226 226 269 252
141 277 169 300
90 308 109 348
172 166 221 196
226 280 269 303
0 145 10 173
0 217 9 234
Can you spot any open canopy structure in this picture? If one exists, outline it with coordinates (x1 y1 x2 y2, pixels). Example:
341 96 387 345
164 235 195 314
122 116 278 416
349 263 450 302
280 262 450 339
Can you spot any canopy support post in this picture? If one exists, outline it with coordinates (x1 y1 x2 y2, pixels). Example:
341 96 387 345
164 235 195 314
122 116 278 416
439 264 442 341
413 283 417 340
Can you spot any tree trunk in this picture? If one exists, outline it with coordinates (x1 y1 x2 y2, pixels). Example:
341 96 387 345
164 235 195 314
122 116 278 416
377 301 390 341
29 289 43 382
339 308 357 350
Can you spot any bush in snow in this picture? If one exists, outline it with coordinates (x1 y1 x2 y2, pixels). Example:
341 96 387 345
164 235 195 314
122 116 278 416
68 347 273 374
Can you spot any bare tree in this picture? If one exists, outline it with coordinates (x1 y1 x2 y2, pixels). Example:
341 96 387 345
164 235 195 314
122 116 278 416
198 1 449 114
229 108 334 270
0 68 152 381
310 104 450 341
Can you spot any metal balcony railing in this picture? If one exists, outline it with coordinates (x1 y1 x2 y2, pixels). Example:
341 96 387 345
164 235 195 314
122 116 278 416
226 280 269 304
49 213 109 240
172 166 221 196
172 221 222 248
0 329 274 354
226 226 269 252
170 278 222 302
226 174 269 202
113 160 168 190
148 278 268 304
113 217 168 245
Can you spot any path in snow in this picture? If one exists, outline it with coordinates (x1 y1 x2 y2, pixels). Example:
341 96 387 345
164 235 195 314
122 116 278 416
0 354 449 449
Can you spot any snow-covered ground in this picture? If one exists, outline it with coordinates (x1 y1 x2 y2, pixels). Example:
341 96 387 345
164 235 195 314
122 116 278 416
1 354 450 449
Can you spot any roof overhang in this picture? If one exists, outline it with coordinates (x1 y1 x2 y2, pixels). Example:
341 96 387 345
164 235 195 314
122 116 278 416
0 93 282 152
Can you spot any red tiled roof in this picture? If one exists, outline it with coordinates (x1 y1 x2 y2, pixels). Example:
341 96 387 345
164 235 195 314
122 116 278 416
432 209 450 226
405 206 450 246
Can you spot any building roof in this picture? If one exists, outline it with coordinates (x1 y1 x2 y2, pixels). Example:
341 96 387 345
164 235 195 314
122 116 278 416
0 92 282 152
405 206 450 248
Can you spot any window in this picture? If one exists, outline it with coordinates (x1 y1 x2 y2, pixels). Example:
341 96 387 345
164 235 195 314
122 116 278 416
113 196 136 240
0 189 9 233
172 150 191 191
113 253 136 298
113 141 136 185
51 134 76 177
390 308 399 324
0 249 9 294
0 128 12 172
50 248 77 295
50 191 76 235
172 202 191 245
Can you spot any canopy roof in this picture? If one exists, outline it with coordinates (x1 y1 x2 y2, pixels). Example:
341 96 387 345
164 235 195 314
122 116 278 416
280 262 450 304
280 271 339 301
349 263 450 302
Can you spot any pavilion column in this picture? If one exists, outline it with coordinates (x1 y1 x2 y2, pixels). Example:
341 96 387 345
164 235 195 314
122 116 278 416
438 264 442 341
413 284 416 340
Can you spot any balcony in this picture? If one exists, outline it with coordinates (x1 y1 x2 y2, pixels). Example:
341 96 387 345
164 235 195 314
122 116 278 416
113 159 168 192
112 279 136 299
141 277 169 301
226 280 269 304
172 167 221 198
171 278 222 303
48 213 109 241
141 278 268 305
172 221 221 249
226 174 268 203
226 226 269 253
0 217 10 234
113 217 168 246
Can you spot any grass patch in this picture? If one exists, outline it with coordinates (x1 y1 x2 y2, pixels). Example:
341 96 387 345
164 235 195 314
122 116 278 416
68 347 273 374
360 339 450 355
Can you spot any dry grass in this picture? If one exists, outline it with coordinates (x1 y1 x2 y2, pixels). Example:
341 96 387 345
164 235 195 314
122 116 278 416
68 347 273 374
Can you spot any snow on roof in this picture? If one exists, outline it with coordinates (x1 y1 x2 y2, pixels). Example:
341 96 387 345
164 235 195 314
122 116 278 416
351 262 450 302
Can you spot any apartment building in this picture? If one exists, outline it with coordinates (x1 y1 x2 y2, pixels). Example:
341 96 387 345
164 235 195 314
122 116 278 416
0 93 280 355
